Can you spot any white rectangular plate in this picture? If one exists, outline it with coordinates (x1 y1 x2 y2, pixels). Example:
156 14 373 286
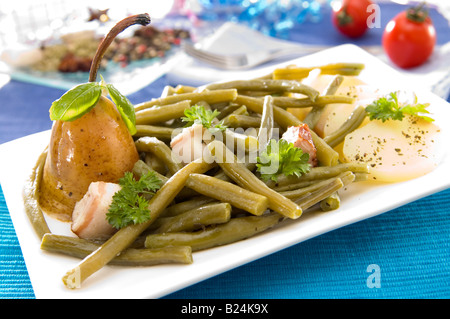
1 44 449 299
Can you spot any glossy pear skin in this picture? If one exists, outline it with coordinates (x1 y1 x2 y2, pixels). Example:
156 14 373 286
39 96 139 221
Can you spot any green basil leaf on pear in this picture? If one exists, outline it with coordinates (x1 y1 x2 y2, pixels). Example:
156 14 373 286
49 82 102 121
106 83 137 135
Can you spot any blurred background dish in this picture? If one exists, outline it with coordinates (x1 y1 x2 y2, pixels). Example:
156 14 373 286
0 0 192 94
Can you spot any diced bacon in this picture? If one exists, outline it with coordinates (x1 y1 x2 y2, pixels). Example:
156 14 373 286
170 124 207 164
281 124 318 166
71 181 121 240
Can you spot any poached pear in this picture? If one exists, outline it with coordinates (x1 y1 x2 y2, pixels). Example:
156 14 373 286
38 14 150 221
39 96 139 221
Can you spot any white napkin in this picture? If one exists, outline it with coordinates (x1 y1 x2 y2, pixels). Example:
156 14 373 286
168 22 450 100
167 22 312 86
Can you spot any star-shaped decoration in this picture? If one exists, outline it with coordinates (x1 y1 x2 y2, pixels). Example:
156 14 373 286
87 8 110 23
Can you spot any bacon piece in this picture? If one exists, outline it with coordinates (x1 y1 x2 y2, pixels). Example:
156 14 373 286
281 124 318 166
71 181 120 240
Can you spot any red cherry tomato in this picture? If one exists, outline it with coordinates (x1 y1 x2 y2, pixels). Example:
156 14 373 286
382 3 436 69
332 0 373 38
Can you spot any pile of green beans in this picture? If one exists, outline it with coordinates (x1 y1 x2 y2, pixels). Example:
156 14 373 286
24 62 373 289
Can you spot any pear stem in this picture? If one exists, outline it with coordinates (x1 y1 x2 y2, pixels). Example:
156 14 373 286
89 13 151 82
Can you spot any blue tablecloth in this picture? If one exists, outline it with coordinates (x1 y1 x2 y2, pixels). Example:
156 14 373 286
1 2 449 299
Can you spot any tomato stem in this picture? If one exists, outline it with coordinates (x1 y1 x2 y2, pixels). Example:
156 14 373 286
89 13 151 82
336 6 353 26
406 2 429 23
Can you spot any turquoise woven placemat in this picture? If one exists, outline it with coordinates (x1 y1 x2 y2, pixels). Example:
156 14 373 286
1 183 449 299
164 188 450 299
0 185 35 299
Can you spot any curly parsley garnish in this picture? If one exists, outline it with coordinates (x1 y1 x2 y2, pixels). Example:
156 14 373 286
181 105 227 132
106 171 162 229
256 139 311 182
365 91 434 123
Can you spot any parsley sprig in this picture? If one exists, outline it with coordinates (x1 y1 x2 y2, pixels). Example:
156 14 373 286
256 139 311 182
181 105 227 132
106 171 162 229
365 91 433 123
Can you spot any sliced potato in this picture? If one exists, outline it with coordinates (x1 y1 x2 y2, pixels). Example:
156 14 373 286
320 84 386 137
308 75 373 137
287 73 372 129
342 115 442 182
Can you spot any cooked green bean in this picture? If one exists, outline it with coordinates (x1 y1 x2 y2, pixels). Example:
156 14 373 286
161 84 196 96
186 173 269 216
135 137 183 175
280 172 353 201
132 159 199 201
273 63 365 80
211 162 257 184
335 170 356 186
133 160 199 199
229 104 249 116
22 149 51 239
319 62 365 74
135 100 191 125
320 192 340 212
271 95 354 109
323 75 344 96
134 125 175 140
272 179 320 192
296 177 344 210
323 105 367 147
354 172 369 182
237 90 281 97
215 103 245 120
222 114 262 128
144 153 168 176
173 84 197 94
235 95 339 166
303 75 344 128
273 169 365 192
145 213 283 251
195 100 212 110
41 234 193 266
258 95 274 151
298 171 355 211
62 158 215 289
223 128 259 154
162 196 217 217
319 171 356 211
132 160 168 184
150 202 232 233
135 89 238 111
267 163 369 188
208 140 302 219
160 85 176 98
203 79 319 101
